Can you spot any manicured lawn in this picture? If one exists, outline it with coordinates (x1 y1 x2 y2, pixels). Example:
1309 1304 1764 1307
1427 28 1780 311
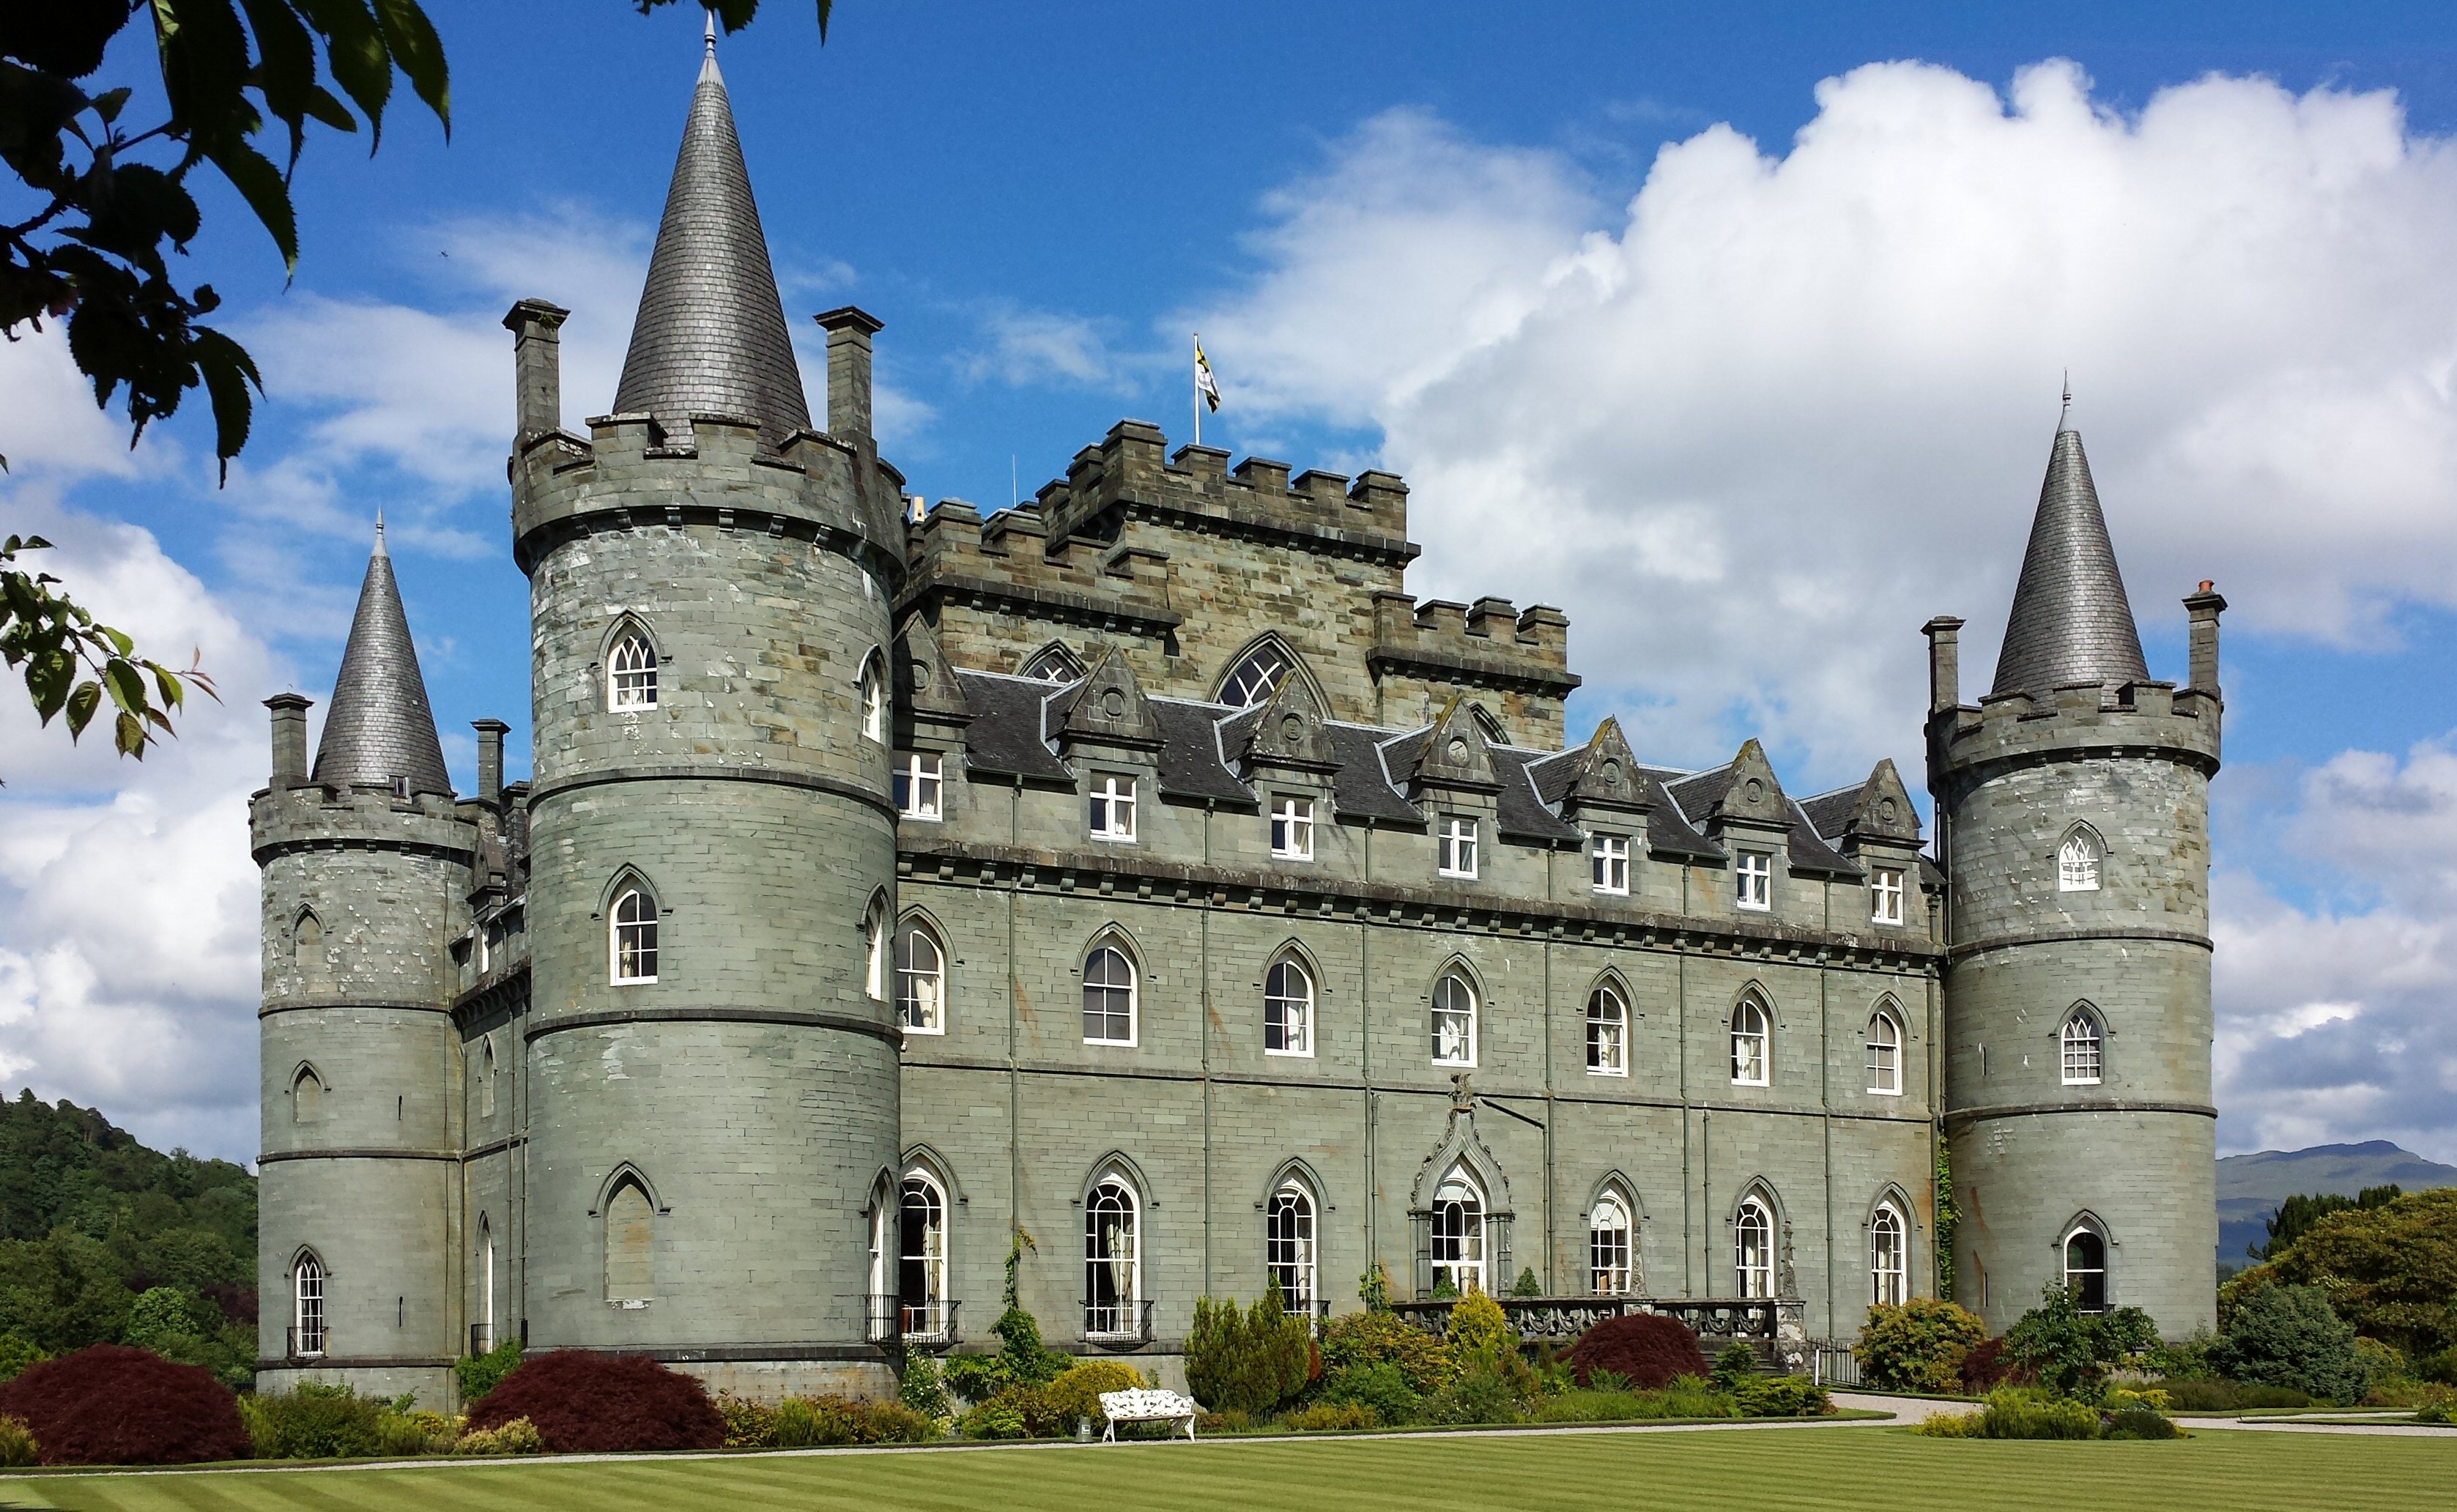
1 1426 2450 1512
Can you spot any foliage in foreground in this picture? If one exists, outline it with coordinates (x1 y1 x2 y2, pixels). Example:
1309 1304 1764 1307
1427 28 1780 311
0 1342 248 1464
2238 1188 2457 1363
1565 1313 1711 1390
2206 1283 2371 1404
463 1351 723 1453
2004 1281 2157 1398
456 1337 524 1404
2256 1185 2404 1261
1856 1298 1988 1393
1185 1284 1313 1416
1915 1386 2181 1441
239 1382 448 1460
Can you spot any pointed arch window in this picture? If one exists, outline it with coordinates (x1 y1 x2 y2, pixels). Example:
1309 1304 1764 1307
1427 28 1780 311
291 1065 325 1124
1266 1179 1318 1313
1021 642 1083 683
897 921 946 1034
605 1176 656 1303
1590 1189 1634 1294
1735 1195 1775 1298
900 1172 949 1338
1265 955 1313 1057
610 882 659 984
2058 826 2103 892
1866 1007 1902 1096
292 1251 326 1356
1431 1168 1487 1296
859 652 886 744
478 1215 497 1353
1587 982 1628 1076
1431 971 1477 1067
2061 1008 2103 1086
1730 996 1771 1086
1871 1203 1907 1306
479 1038 497 1119
1083 943 1138 1046
1085 1176 1141 1338
2063 1223 2108 1312
609 629 659 711
1219 641 1295 708
863 896 889 1001
292 911 324 984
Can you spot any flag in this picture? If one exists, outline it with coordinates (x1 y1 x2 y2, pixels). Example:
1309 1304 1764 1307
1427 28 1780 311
1195 336 1221 412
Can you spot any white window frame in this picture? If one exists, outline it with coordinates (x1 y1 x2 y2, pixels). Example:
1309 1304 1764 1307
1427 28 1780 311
1735 850 1772 911
1431 971 1478 1067
1870 867 1905 925
1866 1009 1902 1096
2058 828 2102 892
1871 1204 1907 1307
1735 1196 1775 1299
610 884 659 985
894 751 944 820
293 1251 327 1356
1220 643 1294 708
1430 1168 1488 1297
1266 1180 1318 1313
1586 983 1628 1077
900 1172 950 1338
1589 1191 1634 1295
1270 796 1315 861
862 899 888 1001
1730 997 1771 1086
1089 774 1138 842
1437 815 1478 879
2063 1223 2109 1312
859 653 886 744
2061 1009 2103 1086
608 631 658 711
1085 1177 1142 1338
1022 643 1083 682
1591 833 1630 895
1265 956 1314 1058
897 922 945 1035
1082 944 1138 1047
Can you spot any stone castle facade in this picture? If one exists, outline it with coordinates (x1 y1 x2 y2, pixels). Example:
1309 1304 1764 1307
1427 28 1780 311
251 36 2223 1403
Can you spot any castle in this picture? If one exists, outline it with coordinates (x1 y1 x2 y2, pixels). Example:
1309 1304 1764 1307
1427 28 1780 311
251 32 2222 1403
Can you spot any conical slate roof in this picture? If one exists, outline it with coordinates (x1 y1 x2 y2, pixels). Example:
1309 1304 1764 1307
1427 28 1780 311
611 26 809 447
1990 420 2149 699
312 522 451 796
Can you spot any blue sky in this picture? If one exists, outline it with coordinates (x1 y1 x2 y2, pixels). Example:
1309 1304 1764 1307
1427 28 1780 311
6 0 2457 1164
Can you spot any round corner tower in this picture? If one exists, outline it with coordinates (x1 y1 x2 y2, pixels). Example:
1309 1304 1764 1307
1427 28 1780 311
502 32 906 1397
1927 416 2224 1337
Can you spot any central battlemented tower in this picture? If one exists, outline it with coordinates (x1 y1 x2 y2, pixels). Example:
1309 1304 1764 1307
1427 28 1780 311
1927 410 2224 1335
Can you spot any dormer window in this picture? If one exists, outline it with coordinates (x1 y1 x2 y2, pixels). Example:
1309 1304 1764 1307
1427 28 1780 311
1591 834 1629 895
1437 815 1478 879
390 774 411 802
609 630 658 711
1270 796 1314 860
1870 867 1905 925
1735 851 1771 911
1089 775 1137 842
895 752 944 820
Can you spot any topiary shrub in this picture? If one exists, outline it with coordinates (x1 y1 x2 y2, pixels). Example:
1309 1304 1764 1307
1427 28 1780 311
2207 1283 2371 1404
462 1350 723 1453
1042 1360 1147 1434
1565 1313 1709 1390
1509 1269 1543 1297
0 1344 248 1465
1856 1298 1987 1392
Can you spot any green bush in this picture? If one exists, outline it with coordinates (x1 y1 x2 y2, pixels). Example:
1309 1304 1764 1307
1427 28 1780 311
1659 1374 1732 1420
2106 1405 2182 1439
0 1414 37 1468
774 1396 825 1449
1042 1360 1148 1434
1710 1343 1757 1390
2207 1283 2371 1404
0 1336 45 1385
2004 1281 2158 1398
1420 1365 1527 1426
239 1382 390 1459
1856 1298 1987 1392
1283 1400 1379 1431
453 1415 543 1456
2422 1346 2457 1386
898 1350 951 1422
1318 1361 1421 1424
1911 1408 1981 1437
1734 1374 1831 1418
1186 1286 1313 1415
958 1384 1061 1439
456 1337 523 1404
375 1410 451 1457
1447 1292 1513 1368
942 1352 1009 1404
1319 1309 1455 1395
2155 1377 2310 1412
2140 1328 2216 1381
1976 1388 2103 1439
1509 1269 1543 1297
2417 1399 2451 1424
2266 1188 2457 1362
716 1392 777 1448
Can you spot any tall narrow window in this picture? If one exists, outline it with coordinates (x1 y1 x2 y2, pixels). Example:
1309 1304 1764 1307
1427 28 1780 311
1083 944 1137 1045
480 1039 497 1119
2064 1226 2108 1312
897 924 946 1034
895 752 944 820
859 653 886 744
1220 643 1294 707
1591 834 1630 895
1586 984 1628 1075
863 898 888 1001
2061 1009 2103 1085
1085 1178 1141 1337
291 1066 325 1124
1871 1204 1906 1306
1870 867 1905 925
1735 1196 1775 1298
605 1178 655 1302
608 631 658 711
1089 774 1137 841
1270 796 1315 860
900 1175 948 1338
1590 1192 1634 1294
1735 851 1772 910
1730 997 1771 1086
479 1218 497 1354
611 883 659 984
1437 815 1478 878
292 1253 326 1356
1866 1009 1902 1095
1265 957 1313 1056
1431 972 1477 1066
292 911 323 983
2058 828 2102 892
1266 1182 1317 1313
1431 1171 1487 1296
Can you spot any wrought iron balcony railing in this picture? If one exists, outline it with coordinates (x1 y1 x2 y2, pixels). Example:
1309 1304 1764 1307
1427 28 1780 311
1083 1299 1155 1346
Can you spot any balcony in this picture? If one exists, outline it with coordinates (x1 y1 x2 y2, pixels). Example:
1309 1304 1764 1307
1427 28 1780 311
866 1296 963 1350
284 1325 327 1360
1083 1299 1155 1347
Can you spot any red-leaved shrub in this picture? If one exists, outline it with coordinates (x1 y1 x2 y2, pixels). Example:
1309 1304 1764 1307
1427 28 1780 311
0 1344 249 1465
1565 1314 1711 1390
463 1351 724 1453
1958 1336 2032 1393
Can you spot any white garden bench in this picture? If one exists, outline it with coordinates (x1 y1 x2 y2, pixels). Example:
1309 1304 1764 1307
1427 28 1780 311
1099 1387 1201 1442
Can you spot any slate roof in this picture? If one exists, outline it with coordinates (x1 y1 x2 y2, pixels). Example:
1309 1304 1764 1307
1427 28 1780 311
1990 424 2150 698
1660 764 1862 879
313 524 451 796
611 30 810 448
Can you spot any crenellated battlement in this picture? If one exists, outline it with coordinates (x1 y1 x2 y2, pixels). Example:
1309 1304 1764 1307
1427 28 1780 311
1029 420 1418 561
1929 678 2222 787
248 781 483 867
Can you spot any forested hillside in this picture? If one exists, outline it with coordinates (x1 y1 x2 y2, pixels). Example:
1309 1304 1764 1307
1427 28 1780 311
0 1092 256 1387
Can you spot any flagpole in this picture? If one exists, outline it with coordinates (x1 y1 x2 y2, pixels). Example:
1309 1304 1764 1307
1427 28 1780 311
1193 332 1201 447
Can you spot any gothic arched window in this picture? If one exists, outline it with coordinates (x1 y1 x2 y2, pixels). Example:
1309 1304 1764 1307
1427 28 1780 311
1730 995 1771 1086
608 629 658 711
605 1176 656 1302
610 882 659 984
1430 1168 1487 1297
897 922 945 1034
291 1065 325 1125
1266 1179 1318 1313
1265 955 1313 1056
2062 1007 2104 1086
862 895 889 1001
1085 1176 1141 1337
1590 1188 1634 1294
1083 942 1138 1046
1218 642 1294 708
1021 642 1083 682
900 1172 949 1338
2058 826 2103 892
859 651 886 744
1587 982 1628 1076
1866 1007 1902 1095
1431 971 1477 1067
292 1250 327 1356
2064 1223 2108 1312
1735 1195 1775 1298
1871 1203 1907 1306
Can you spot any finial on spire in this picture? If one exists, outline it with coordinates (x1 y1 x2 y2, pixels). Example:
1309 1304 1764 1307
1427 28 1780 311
374 509 388 557
2058 371 2073 434
704 2 717 53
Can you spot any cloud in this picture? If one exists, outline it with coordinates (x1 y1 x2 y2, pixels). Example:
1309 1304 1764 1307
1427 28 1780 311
955 305 1135 390
1192 64 2457 777
0 327 177 483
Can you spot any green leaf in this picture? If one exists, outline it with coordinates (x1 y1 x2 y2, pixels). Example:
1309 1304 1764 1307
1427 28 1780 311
192 326 262 479
295 0 393 143
114 709 147 757
370 0 449 136
64 681 101 738
150 0 255 142
103 658 148 716
199 136 297 270
815 0 831 43
238 0 321 163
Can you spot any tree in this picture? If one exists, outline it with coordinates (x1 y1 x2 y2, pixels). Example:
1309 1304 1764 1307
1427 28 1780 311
2206 1283 2371 1403
2257 1185 2402 1260
2268 1187 2457 1362
2003 1280 2157 1399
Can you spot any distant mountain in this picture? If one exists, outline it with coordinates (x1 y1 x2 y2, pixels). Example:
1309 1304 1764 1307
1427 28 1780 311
2216 1141 2457 1263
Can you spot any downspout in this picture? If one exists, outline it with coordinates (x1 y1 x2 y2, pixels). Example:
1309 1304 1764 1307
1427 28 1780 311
1362 818 1376 1283
1009 777 1023 1247
1821 952 1834 1337
1543 842 1557 1293
1201 799 1215 1297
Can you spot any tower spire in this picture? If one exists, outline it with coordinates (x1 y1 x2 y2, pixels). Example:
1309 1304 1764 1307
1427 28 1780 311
611 12 810 447
312 522 451 795
1989 407 2149 699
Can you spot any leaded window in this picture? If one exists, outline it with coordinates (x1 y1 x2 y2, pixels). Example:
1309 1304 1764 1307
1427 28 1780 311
609 631 657 711
2062 1009 2103 1085
1220 643 1294 707
2058 828 2102 892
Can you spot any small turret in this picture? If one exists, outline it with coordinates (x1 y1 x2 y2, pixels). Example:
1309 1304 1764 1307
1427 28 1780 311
314 519 451 797
1990 417 2149 700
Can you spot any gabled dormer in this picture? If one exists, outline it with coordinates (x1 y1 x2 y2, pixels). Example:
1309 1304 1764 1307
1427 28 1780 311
1703 738 1792 916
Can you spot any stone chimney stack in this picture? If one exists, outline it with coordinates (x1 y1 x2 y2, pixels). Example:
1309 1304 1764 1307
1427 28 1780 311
816 305 883 442
503 300 569 442
2184 583 2226 697
265 694 312 785
1922 617 1963 714
472 719 509 806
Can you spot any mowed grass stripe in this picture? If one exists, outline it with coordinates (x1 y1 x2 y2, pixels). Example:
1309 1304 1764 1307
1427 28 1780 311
3 1428 2452 1512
